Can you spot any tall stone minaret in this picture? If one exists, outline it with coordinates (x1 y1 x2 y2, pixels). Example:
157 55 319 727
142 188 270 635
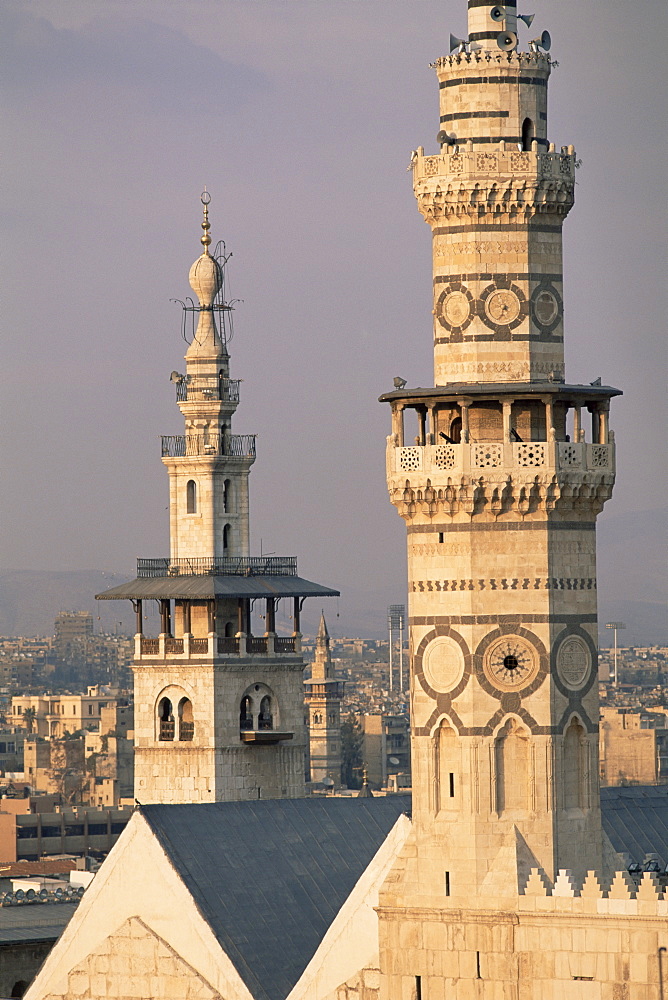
304 614 345 785
97 195 338 804
378 0 620 942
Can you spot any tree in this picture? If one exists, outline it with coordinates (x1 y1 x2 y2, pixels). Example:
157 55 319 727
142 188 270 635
341 713 363 789
22 707 37 734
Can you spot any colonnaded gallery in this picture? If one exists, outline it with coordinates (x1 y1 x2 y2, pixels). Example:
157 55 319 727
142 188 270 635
25 2 668 998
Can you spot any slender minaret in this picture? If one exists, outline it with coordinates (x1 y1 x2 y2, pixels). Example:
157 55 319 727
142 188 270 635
304 614 345 786
97 195 338 804
378 0 620 940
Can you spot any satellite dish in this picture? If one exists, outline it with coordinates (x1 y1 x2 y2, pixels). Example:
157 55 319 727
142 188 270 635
15 890 25 901
76 886 85 897
26 889 36 901
437 130 456 146
448 33 468 53
322 777 335 788
490 5 506 22
517 13 535 28
55 888 64 899
39 889 48 900
530 30 551 51
497 31 517 50
389 756 400 766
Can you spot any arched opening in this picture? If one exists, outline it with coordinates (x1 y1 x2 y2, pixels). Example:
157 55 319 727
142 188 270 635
521 117 535 151
186 480 197 514
329 712 336 725
223 524 230 552
449 417 462 444
313 713 322 726
564 718 585 810
495 719 529 813
10 981 28 998
240 696 253 731
224 621 234 637
158 697 174 741
223 479 231 513
436 721 459 812
178 698 194 742
258 696 273 730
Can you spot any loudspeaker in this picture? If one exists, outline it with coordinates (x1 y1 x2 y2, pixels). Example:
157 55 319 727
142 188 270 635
490 6 506 22
529 29 551 51
437 130 456 146
449 33 468 52
517 13 535 28
497 30 517 51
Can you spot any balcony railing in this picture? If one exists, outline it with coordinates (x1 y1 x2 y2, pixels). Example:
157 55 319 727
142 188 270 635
136 634 297 657
137 556 297 578
247 637 268 654
393 440 613 475
161 433 256 459
175 377 241 404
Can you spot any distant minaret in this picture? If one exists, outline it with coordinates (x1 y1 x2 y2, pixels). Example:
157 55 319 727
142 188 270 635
304 614 345 786
97 194 338 804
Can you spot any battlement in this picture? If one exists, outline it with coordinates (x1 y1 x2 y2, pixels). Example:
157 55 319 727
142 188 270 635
519 868 668 916
432 48 551 74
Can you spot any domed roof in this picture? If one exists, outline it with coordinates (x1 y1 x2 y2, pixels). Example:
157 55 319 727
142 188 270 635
189 252 222 307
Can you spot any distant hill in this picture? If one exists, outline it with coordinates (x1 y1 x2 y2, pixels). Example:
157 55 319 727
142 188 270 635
0 507 665 644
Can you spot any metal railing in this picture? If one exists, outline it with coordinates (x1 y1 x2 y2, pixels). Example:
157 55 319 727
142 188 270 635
275 637 296 653
164 638 184 654
161 434 256 459
140 638 159 655
247 637 268 654
137 556 297 578
190 638 209 654
175 377 240 404
217 636 239 654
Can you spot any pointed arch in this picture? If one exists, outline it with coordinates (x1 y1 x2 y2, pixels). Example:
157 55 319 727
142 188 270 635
522 117 535 151
495 717 530 814
563 716 585 810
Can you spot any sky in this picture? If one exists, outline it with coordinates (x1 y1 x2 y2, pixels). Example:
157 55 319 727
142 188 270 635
1 0 666 636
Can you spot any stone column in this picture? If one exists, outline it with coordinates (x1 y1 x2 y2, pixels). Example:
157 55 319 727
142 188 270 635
458 399 471 443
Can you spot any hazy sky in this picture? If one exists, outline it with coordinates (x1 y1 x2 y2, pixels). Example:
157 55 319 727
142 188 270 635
1 0 666 632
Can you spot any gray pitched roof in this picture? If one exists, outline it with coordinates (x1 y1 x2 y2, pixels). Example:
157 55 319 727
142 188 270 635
0 901 78 944
141 796 410 1000
601 785 668 866
96 575 339 601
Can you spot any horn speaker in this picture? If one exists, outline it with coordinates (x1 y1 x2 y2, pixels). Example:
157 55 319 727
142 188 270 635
497 30 517 51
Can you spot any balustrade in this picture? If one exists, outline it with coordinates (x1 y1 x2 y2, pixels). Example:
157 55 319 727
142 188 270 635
394 440 612 475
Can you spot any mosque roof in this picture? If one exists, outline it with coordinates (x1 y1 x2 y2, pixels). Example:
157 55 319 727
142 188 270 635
141 796 410 1000
96 574 339 601
601 785 668 866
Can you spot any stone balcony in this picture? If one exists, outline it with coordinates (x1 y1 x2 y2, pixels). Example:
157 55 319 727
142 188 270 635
389 439 614 478
412 147 575 185
135 633 301 661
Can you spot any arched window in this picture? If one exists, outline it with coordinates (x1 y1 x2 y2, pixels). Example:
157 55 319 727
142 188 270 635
564 718 585 810
186 480 197 514
178 698 194 742
223 479 231 513
329 712 336 725
495 719 529 813
158 697 174 741
240 696 253 731
224 621 234 637
313 713 322 726
223 524 230 552
449 417 462 444
521 117 535 151
258 696 273 730
436 721 459 813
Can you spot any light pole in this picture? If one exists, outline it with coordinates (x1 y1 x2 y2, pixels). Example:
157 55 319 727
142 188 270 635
605 622 626 687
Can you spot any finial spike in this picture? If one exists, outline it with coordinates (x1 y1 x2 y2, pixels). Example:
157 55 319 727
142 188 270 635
200 188 212 253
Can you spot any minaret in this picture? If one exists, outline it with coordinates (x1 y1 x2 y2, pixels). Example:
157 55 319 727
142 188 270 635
304 614 345 786
379 0 620 923
97 194 338 804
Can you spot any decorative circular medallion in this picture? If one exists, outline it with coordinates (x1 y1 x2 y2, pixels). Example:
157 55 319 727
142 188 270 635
534 290 558 325
435 282 474 337
530 282 563 334
422 636 466 693
485 289 521 325
442 291 471 328
483 636 538 692
479 281 528 334
556 636 591 690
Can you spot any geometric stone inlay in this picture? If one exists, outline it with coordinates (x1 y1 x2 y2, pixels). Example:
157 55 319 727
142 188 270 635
422 636 466 693
556 635 591 690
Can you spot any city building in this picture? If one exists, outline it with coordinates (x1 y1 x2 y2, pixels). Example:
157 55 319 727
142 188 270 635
361 715 410 790
304 615 345 785
95 199 338 804
53 615 93 663
0 794 132 863
10 689 118 740
21 4 668 998
600 706 668 787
